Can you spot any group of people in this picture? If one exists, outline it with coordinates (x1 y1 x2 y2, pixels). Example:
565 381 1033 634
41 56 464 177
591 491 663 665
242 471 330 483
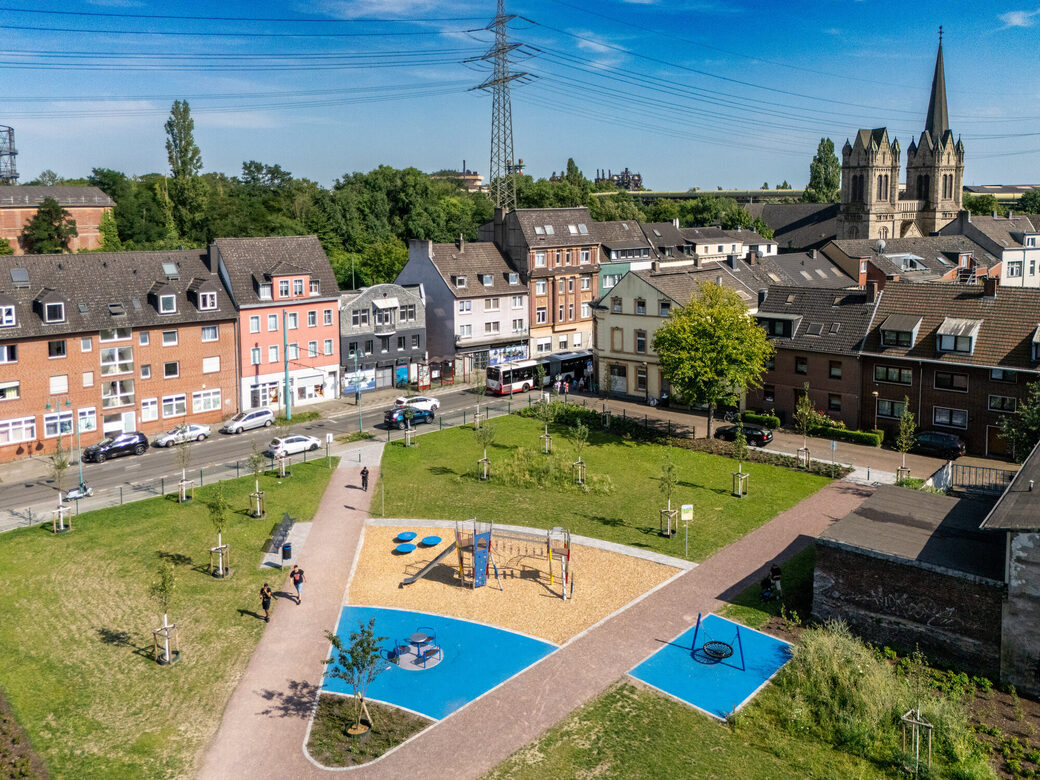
760 563 783 602
551 376 587 394
259 564 307 622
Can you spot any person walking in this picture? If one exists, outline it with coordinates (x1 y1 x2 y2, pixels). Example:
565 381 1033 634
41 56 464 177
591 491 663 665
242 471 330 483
290 564 306 605
259 583 273 622
360 466 370 492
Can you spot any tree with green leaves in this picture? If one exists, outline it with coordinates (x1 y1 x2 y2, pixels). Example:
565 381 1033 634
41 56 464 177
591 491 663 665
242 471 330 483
801 138 841 203
733 417 749 472
659 456 677 510
1019 188 1040 214
0 237 12 256
570 420 589 464
962 193 1000 217
50 436 70 504
776 181 791 190
21 196 78 254
652 282 774 437
793 382 816 449
894 396 917 470
150 560 176 663
1000 378 1040 462
474 420 496 479
164 100 206 241
323 619 387 734
207 482 231 576
98 209 122 251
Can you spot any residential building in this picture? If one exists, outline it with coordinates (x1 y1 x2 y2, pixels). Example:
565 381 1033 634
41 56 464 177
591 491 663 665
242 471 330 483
339 283 426 394
749 285 881 429
593 219 654 295
0 186 114 255
480 207 599 356
836 39 964 240
860 279 1040 456
822 235 998 288
212 236 341 412
399 239 528 371
0 249 237 463
938 212 1040 287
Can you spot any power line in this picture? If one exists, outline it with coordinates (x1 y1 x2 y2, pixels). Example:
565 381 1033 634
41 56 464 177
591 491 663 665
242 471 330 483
0 6 488 23
0 23 474 38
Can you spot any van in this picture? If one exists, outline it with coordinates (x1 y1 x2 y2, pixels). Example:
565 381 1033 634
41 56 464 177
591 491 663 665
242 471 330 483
221 408 275 434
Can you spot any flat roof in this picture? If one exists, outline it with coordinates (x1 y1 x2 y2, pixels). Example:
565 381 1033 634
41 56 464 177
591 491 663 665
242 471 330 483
981 440 1040 530
818 485 1003 582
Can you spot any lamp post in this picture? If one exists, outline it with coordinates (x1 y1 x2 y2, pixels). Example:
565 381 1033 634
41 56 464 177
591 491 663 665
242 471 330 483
349 350 363 432
872 390 879 431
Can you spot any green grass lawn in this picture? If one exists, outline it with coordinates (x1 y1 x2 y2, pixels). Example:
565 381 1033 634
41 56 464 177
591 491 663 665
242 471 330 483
379 415 830 561
720 546 816 629
0 461 335 779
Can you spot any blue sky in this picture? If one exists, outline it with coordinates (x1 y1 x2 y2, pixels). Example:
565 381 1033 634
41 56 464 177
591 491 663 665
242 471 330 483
1 1 1037 191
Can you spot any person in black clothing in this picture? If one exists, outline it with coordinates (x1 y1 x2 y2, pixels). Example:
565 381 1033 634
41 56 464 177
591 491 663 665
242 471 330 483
260 583 273 622
769 563 783 599
360 466 369 492
290 564 306 604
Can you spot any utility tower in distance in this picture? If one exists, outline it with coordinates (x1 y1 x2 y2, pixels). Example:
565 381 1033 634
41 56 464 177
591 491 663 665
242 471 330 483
474 0 527 213
0 125 17 184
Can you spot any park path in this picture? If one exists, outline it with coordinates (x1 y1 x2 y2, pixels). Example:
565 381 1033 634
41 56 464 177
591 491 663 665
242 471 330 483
199 475 872 780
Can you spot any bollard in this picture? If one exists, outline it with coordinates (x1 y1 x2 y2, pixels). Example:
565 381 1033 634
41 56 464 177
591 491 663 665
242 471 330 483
199 468 204 487
668 420 672 437
508 400 511 413
867 467 871 481
439 416 443 430
161 477 165 496
236 460 240 478
386 428 390 442
463 411 467 426
119 486 123 505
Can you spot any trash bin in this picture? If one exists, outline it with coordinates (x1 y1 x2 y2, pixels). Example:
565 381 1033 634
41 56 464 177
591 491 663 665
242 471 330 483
281 543 292 561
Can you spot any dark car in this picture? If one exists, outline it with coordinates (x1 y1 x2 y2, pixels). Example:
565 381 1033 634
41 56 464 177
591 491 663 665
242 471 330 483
82 431 149 463
383 406 435 430
713 424 773 446
913 430 966 459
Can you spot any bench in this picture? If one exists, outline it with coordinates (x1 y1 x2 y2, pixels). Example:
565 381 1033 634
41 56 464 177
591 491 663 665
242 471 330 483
264 511 297 554
417 645 441 668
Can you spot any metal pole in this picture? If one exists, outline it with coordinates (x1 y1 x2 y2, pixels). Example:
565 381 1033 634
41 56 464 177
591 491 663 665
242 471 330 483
352 351 363 432
283 308 292 421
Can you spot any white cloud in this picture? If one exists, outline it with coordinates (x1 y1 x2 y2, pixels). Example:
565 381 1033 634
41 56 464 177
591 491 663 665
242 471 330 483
999 9 1040 27
824 28 842 36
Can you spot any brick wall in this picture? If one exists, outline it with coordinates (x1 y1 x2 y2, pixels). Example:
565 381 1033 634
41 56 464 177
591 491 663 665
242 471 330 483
747 347 864 429
813 543 1004 677
0 205 110 254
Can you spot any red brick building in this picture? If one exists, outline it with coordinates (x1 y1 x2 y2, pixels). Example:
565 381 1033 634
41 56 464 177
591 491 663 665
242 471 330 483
0 186 114 254
0 249 238 463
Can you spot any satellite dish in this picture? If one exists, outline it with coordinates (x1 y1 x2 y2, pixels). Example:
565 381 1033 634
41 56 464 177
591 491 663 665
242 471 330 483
876 239 886 253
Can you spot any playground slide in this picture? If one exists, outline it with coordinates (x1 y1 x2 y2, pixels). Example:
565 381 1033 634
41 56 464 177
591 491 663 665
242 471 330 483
400 541 459 587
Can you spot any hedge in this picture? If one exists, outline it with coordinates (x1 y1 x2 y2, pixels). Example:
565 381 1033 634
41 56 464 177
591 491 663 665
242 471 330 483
815 425 882 447
742 412 780 429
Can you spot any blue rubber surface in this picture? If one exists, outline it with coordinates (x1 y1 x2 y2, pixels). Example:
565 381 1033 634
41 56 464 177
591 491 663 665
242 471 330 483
629 613 791 720
394 543 416 554
396 531 417 542
420 535 442 546
324 606 556 720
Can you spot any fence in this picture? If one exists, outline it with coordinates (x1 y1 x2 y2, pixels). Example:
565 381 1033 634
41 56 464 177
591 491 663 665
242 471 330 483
948 463 1017 495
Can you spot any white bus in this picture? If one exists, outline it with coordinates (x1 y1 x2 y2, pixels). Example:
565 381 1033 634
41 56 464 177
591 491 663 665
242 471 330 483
485 350 593 395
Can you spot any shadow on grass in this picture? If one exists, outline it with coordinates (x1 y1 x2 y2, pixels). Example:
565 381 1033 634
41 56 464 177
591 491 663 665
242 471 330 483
237 608 265 622
427 466 456 476
155 550 193 567
97 627 132 647
258 679 318 719
585 514 625 528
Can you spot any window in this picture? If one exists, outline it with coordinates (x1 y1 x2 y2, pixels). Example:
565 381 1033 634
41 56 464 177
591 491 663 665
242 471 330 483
762 318 791 337
555 251 562 266
139 332 149 346
581 277 591 291
310 279 321 295
933 406 967 429
259 284 272 301
635 330 647 353
288 343 299 360
481 274 493 287
764 385 775 403
484 298 500 311
0 416 34 444
49 375 68 394
874 365 912 385
101 379 134 409
400 304 416 321
536 280 547 295
141 398 158 422
352 309 369 326
411 335 419 348
288 313 298 329
458 300 471 313
279 280 290 297
535 307 547 324
581 303 590 318
395 336 404 351
48 340 66 358
141 364 151 379
293 279 304 296
164 361 179 378
308 341 318 358
878 398 906 418
1031 260 1037 276
363 340 372 355
573 332 582 348
192 389 221 413
558 305 565 321
268 314 278 331
324 308 334 326
882 330 912 347
269 345 279 363
580 248 590 264
636 366 647 392
1007 262 1023 278
512 318 524 333
201 325 218 342
0 381 19 401
828 394 842 412
199 291 217 310
459 324 472 337
989 395 1017 413
568 278 574 292
0 305 14 327
765 357 775 370
829 361 842 379
938 334 972 354
509 273 519 285
568 303 574 319
249 316 260 333
162 330 178 346
379 336 389 352
612 297 622 314
324 338 333 355
100 346 133 376
308 310 317 327
635 299 646 315
0 345 16 364
537 337 552 354
162 394 186 418
795 356 808 374
535 251 546 267
991 369 1017 382
934 371 968 392
250 347 261 365
44 302 65 323
202 356 220 374
82 371 93 387
43 411 73 438
512 295 524 309
455 276 467 289
559 336 568 350
158 294 176 314
658 301 671 317
484 321 500 335
81 337 92 352
78 407 96 434
558 279 566 294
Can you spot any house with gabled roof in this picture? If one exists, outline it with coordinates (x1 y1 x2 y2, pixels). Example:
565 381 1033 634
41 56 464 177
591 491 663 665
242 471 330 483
938 211 1040 288
822 235 999 288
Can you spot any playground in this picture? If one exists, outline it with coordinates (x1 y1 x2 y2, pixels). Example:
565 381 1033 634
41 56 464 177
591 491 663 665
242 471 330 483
347 523 682 645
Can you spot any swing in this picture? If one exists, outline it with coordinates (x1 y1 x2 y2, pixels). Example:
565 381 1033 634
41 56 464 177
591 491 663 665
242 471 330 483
690 613 745 670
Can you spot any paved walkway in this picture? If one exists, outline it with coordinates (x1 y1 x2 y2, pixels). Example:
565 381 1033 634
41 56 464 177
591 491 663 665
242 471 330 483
198 467 872 779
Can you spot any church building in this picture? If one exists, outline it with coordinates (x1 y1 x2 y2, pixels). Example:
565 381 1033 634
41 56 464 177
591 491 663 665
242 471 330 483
836 37 965 240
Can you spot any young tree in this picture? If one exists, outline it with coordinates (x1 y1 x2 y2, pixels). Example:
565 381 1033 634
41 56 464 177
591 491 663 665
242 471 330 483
164 100 206 241
323 619 388 735
894 396 917 469
733 418 749 472
474 420 496 478
570 420 589 464
793 382 816 449
652 282 773 438
98 209 123 251
535 364 547 392
21 196 78 254
207 482 231 576
801 138 841 203
150 560 176 663
1000 378 1040 462
472 370 488 419
50 436 70 504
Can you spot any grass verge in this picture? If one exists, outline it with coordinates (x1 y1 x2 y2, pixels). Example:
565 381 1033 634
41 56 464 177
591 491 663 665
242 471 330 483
719 546 815 630
379 415 830 561
306 695 430 768
274 410 322 426
0 460 336 778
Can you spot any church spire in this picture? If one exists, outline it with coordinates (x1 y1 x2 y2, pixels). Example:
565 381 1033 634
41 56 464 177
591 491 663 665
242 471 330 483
924 28 949 139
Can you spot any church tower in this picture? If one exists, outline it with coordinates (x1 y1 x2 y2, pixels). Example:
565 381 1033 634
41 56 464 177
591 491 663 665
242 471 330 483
905 33 965 235
837 128 901 240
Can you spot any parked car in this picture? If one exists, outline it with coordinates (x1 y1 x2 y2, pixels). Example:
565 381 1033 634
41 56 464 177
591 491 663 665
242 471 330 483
154 423 211 448
384 406 435 430
82 432 149 463
713 424 773 447
394 395 441 412
220 408 275 434
913 430 966 459
266 435 321 457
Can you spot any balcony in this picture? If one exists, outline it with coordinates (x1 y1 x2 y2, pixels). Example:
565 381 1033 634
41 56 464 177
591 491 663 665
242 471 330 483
374 320 397 336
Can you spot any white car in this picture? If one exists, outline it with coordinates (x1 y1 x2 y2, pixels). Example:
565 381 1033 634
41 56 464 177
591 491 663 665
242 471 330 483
154 423 211 448
266 435 321 457
394 396 440 412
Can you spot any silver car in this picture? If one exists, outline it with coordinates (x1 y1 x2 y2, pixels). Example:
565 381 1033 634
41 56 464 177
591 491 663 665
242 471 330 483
154 423 211 448
393 395 441 412
221 408 275 434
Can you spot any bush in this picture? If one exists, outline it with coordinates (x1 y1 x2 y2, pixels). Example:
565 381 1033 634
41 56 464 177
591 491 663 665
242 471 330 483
743 412 780 429
816 426 882 447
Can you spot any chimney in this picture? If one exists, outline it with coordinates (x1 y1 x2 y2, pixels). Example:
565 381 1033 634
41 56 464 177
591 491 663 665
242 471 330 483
673 217 680 229
493 206 506 249
865 281 878 303
1008 210 1014 219
457 233 464 251
716 274 723 285
992 210 998 218
983 276 997 299
727 254 737 269
758 288 768 306
651 260 660 272
810 249 818 260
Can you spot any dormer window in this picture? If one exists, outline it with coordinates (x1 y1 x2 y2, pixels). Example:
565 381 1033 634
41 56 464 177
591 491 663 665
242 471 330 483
44 302 65 323
509 273 519 285
882 330 911 347
158 294 176 314
279 280 290 297
199 291 217 310
482 274 493 287
259 284 272 300
293 279 304 296
0 305 14 327
879 314 921 348
936 317 980 355
455 276 467 289
568 224 578 234
310 279 320 295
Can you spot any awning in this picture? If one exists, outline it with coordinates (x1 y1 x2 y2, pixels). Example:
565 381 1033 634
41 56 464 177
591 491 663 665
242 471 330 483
372 297 399 310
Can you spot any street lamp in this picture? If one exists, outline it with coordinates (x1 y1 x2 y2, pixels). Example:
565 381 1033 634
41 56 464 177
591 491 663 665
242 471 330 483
872 390 879 431
349 350 363 432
